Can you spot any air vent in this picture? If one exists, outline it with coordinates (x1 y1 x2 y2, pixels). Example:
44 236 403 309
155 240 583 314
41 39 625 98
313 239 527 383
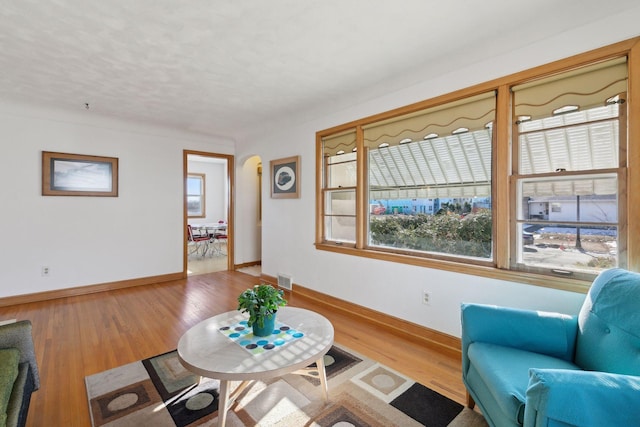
277 273 292 291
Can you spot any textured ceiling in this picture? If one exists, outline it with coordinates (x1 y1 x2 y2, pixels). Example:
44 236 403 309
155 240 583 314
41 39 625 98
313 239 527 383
1 1 639 142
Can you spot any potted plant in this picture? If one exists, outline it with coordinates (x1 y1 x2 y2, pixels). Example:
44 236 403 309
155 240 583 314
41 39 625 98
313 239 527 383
237 283 287 337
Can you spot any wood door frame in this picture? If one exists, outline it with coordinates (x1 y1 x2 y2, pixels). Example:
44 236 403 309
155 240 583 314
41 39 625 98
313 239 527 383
183 150 235 274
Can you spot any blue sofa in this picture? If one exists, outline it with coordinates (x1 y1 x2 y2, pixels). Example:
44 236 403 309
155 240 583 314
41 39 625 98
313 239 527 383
461 268 640 427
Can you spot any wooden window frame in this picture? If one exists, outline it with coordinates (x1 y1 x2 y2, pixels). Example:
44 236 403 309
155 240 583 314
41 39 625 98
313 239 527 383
510 90 626 282
187 173 206 218
315 37 640 293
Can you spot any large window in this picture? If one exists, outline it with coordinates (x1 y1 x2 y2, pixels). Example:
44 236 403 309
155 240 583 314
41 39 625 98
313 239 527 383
316 38 640 290
320 93 496 263
363 92 495 261
512 58 627 280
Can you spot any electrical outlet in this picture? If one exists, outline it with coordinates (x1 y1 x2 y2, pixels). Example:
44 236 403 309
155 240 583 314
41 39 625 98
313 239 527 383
422 290 430 305
41 266 50 277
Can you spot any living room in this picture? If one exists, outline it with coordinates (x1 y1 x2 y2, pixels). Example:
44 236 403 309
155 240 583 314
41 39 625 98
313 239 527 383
2 2 640 426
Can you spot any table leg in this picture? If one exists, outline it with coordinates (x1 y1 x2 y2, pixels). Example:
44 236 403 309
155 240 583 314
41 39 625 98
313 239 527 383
218 379 230 427
316 356 329 401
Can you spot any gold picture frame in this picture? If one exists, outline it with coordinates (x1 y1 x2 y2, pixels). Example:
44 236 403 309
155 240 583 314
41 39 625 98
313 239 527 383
270 155 300 199
42 151 119 197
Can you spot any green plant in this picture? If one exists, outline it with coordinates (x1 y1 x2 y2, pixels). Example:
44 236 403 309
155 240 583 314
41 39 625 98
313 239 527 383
237 284 287 328
369 209 492 258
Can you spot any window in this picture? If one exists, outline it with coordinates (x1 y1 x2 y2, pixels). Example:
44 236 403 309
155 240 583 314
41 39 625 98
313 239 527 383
363 92 495 261
316 37 640 290
512 58 627 280
321 130 357 243
319 92 496 263
187 173 206 218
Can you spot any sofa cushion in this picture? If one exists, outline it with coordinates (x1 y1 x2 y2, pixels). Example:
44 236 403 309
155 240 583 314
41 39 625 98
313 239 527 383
468 342 580 425
576 268 640 375
6 363 34 427
0 348 20 427
525 369 640 427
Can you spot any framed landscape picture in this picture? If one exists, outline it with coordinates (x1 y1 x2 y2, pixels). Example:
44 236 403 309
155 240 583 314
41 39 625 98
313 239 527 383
270 155 300 199
42 151 119 196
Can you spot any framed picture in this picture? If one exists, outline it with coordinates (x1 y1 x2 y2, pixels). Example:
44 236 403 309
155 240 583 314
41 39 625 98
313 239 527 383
270 155 300 199
42 151 119 197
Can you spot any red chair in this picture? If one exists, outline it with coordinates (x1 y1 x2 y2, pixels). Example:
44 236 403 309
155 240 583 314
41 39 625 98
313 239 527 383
187 225 210 257
212 220 228 255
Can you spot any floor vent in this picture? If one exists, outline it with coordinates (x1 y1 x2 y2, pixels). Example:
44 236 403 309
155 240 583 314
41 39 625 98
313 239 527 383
277 274 293 291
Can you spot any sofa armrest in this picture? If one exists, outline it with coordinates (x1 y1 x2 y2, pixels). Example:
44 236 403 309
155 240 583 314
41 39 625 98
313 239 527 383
461 304 577 373
0 321 39 390
525 368 640 427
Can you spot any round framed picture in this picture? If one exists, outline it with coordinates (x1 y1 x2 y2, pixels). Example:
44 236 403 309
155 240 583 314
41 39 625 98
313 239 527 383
270 156 300 198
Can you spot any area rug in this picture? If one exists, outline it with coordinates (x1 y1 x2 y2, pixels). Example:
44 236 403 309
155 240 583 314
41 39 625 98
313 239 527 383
85 344 487 426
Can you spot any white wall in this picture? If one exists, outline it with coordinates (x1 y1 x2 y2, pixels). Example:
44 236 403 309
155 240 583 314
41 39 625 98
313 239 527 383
0 101 233 297
547 199 616 223
236 13 640 338
234 155 262 265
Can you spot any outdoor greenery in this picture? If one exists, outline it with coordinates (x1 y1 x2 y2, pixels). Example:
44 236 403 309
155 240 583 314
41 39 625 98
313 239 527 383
369 209 492 258
580 257 616 269
237 283 287 328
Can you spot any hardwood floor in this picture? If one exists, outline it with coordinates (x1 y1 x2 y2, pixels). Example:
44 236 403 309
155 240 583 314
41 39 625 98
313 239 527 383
0 271 465 427
187 252 228 275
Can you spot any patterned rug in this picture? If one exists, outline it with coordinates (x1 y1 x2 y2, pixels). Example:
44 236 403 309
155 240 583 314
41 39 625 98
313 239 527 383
85 345 487 426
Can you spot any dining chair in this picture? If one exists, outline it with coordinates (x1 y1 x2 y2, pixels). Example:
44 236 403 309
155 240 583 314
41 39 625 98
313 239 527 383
212 220 228 255
187 224 210 257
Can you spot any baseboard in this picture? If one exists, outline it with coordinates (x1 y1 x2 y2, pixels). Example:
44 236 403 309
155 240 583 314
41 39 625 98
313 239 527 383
234 260 261 270
261 273 462 359
0 272 185 307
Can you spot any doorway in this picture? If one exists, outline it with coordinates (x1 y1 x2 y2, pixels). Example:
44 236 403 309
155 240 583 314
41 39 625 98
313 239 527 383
184 150 234 275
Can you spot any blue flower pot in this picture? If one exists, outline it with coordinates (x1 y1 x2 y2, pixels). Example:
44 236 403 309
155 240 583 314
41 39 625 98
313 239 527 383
252 314 276 337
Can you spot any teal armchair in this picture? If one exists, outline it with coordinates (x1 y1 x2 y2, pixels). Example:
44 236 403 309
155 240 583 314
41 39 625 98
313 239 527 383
461 268 640 427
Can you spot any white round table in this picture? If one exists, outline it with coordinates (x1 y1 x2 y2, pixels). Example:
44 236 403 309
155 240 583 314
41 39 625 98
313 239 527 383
177 307 334 427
